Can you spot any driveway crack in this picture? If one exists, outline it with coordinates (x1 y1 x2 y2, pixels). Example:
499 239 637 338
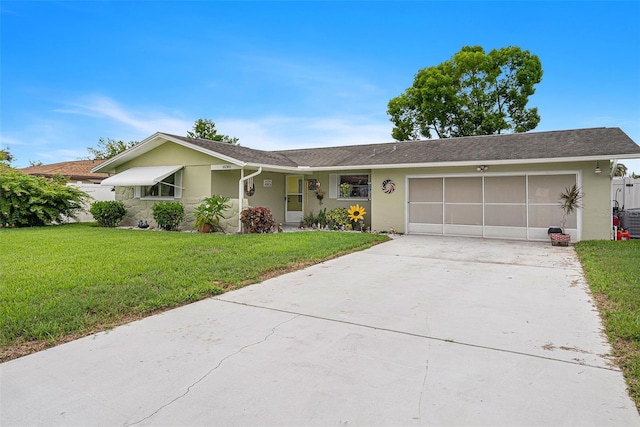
417 359 429 420
125 314 299 426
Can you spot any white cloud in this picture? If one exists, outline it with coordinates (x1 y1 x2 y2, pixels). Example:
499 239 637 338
54 94 393 149
55 95 193 137
218 115 393 150
35 148 88 163
0 135 24 147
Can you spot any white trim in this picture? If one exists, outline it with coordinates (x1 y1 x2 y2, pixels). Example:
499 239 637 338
243 163 312 173
238 167 263 233
211 164 242 171
92 133 306 175
90 132 163 173
405 170 581 178
285 175 304 224
302 155 640 172
329 174 338 199
162 134 245 166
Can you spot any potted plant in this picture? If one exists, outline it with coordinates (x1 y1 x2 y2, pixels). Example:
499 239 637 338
549 184 583 246
193 195 230 233
340 183 350 198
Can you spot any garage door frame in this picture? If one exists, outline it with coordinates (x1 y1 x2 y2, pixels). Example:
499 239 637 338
405 170 582 241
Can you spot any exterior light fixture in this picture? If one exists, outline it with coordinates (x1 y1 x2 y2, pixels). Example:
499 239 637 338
477 165 489 172
595 162 601 174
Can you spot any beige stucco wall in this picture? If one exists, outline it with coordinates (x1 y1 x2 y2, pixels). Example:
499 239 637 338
301 171 372 229
581 161 612 240
213 170 373 228
115 142 216 230
371 160 612 240
110 139 612 239
212 170 288 225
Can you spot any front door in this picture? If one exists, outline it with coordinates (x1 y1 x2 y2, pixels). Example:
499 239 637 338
285 175 303 224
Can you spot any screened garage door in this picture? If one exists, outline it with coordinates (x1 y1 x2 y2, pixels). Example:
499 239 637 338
407 174 578 241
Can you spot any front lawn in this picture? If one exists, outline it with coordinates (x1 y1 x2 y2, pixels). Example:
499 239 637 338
0 224 388 361
575 240 640 410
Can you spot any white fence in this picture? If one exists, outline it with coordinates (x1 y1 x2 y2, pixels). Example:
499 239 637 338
67 183 115 222
612 177 640 211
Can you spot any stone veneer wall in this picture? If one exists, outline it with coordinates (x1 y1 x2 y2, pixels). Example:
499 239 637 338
116 187 246 233
216 198 248 233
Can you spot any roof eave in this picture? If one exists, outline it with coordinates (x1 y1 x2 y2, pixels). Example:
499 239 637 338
300 154 640 171
243 163 312 173
160 134 247 167
91 132 166 173
91 132 249 173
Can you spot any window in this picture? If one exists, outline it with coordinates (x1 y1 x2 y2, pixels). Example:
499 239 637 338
330 174 370 199
135 171 182 200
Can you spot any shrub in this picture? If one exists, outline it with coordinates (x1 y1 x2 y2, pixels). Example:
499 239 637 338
326 208 350 229
240 206 275 233
152 201 185 231
302 211 317 228
89 201 127 227
316 208 327 227
193 195 230 232
0 168 88 227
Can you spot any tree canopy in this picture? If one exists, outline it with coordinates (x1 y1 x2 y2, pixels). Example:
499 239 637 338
87 137 138 160
614 163 628 177
387 46 543 140
0 168 88 227
1 148 15 165
187 118 239 144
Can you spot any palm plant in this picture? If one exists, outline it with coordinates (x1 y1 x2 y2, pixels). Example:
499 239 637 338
558 184 583 234
193 195 230 232
614 163 628 177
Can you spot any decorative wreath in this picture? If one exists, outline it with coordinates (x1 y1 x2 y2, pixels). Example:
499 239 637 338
381 179 395 194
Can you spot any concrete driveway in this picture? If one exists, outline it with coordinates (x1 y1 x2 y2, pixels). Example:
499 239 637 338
1 235 638 426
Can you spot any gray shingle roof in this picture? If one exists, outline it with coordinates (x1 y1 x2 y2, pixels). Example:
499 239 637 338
274 127 640 167
164 134 299 167
167 127 640 169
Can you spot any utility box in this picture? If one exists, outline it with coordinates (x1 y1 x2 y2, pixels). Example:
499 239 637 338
620 208 640 239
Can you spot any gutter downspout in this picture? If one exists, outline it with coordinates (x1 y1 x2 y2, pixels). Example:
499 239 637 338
238 167 263 233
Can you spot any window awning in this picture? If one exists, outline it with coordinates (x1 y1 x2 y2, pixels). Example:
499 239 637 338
100 165 183 186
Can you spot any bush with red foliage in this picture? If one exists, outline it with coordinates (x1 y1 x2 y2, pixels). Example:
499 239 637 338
240 206 275 233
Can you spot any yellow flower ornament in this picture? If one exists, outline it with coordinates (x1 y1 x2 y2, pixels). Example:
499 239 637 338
347 204 366 222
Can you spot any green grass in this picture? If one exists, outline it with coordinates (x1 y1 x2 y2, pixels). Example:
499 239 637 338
574 240 640 409
0 224 388 357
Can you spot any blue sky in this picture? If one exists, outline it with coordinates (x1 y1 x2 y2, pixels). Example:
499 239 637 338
2 1 639 173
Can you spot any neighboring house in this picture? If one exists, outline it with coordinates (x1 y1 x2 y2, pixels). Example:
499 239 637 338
20 159 110 184
21 159 115 222
92 127 640 241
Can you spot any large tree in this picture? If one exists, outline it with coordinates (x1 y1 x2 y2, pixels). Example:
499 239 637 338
187 118 239 144
87 137 138 160
387 46 543 140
